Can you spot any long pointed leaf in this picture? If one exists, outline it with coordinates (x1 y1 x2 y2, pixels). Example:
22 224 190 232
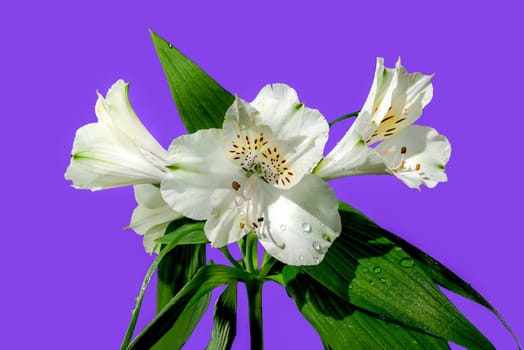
300 205 494 349
207 283 238 350
120 222 207 350
338 202 521 349
150 30 234 132
127 265 249 350
283 267 450 349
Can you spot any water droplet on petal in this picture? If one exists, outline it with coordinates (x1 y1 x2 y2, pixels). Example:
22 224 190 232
373 266 381 274
312 241 323 253
302 223 311 233
299 255 305 261
238 209 246 216
313 257 320 264
400 257 415 268
280 224 287 231
234 196 244 206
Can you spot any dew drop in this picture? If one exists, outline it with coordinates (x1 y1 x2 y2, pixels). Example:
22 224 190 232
234 196 245 206
400 257 415 268
313 257 320 264
373 266 381 274
167 42 173 48
299 255 305 261
378 277 386 283
280 224 287 231
302 223 312 233
312 241 323 253
238 209 246 216
369 281 375 287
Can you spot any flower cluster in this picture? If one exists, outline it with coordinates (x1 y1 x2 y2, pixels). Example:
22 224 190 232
65 58 450 265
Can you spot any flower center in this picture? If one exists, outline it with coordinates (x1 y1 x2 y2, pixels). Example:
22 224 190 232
382 145 422 174
366 107 409 144
229 132 295 187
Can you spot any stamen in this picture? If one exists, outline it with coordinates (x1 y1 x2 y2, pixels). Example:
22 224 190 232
415 163 421 171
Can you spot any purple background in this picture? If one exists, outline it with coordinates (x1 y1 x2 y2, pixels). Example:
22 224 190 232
1 1 522 349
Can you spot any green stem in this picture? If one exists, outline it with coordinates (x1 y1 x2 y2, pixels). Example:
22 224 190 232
246 280 264 350
329 110 360 127
245 234 258 273
220 246 244 270
258 253 278 278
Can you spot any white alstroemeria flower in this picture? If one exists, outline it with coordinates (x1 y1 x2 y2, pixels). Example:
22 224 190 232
64 80 168 190
161 84 341 265
315 58 451 190
129 184 183 254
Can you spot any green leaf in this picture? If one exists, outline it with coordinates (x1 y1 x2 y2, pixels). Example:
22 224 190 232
155 221 208 244
150 30 235 132
207 283 238 350
338 202 521 349
299 202 494 349
120 221 208 350
127 265 250 350
154 219 208 349
283 267 450 349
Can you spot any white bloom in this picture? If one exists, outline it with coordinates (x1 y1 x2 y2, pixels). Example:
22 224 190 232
64 80 168 190
161 84 341 265
316 58 450 190
129 184 183 254
65 80 179 253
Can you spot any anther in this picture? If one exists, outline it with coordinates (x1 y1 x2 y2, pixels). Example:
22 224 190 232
400 146 407 154
232 181 241 191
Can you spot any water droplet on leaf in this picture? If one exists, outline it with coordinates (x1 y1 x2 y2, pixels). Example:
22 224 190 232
400 257 415 268
373 266 381 273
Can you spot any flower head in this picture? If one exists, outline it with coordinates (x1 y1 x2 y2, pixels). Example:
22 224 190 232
316 58 450 190
129 184 183 254
64 80 168 190
161 84 341 265
65 80 178 252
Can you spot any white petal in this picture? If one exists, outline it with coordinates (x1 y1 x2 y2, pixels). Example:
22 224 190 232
64 123 167 190
161 128 244 220
376 125 451 190
251 84 329 165
129 184 183 254
315 127 387 180
256 174 341 266
95 80 166 157
224 87 329 188
203 188 249 247
142 224 170 254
